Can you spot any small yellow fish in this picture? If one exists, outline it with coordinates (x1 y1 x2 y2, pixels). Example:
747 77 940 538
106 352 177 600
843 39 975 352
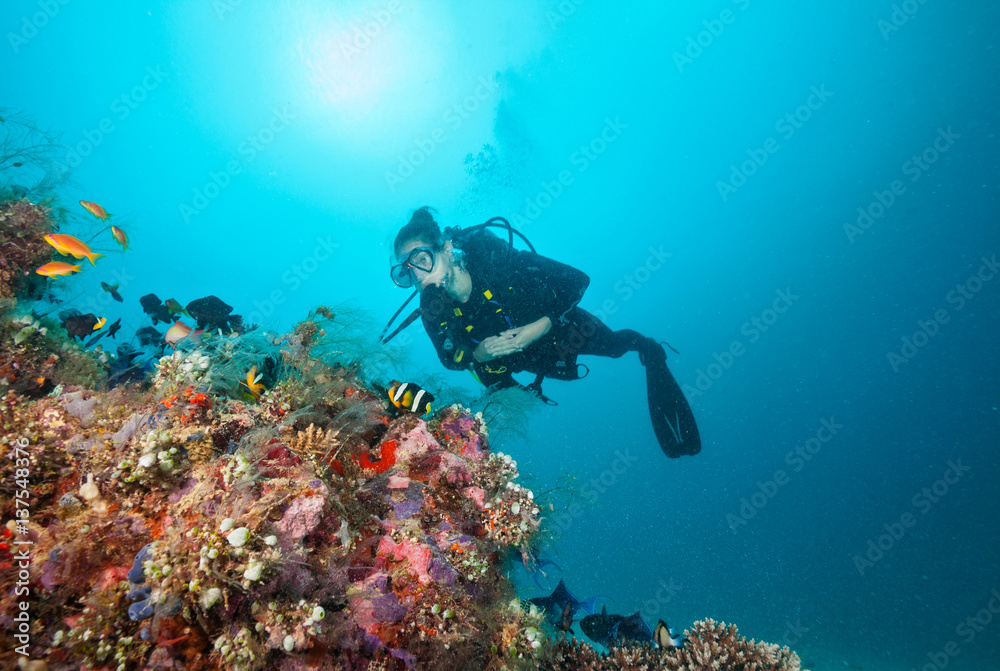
245 366 265 399
93 317 107 330
44 233 104 265
110 226 129 250
164 298 187 316
80 200 111 220
36 262 82 277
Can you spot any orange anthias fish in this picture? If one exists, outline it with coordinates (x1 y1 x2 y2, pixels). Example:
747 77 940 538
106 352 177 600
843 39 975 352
44 234 104 265
110 226 130 250
164 321 204 349
36 262 82 277
245 366 265 399
80 200 111 220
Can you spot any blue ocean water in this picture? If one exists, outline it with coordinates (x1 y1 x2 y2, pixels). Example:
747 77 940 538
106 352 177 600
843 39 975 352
3 1 998 669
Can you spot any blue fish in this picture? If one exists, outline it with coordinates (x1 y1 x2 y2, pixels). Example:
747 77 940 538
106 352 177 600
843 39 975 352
528 579 610 627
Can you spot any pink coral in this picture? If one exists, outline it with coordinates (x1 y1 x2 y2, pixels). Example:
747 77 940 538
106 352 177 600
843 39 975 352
388 474 410 489
438 451 472 486
393 422 441 463
462 486 486 509
378 535 433 584
276 494 327 543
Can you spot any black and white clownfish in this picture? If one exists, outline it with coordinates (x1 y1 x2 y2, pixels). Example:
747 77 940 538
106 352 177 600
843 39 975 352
388 381 434 415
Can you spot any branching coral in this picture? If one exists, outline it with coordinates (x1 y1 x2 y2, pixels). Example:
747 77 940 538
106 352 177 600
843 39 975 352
543 619 807 671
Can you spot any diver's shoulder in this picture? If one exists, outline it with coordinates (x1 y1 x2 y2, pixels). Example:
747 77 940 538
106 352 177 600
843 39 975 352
456 227 507 255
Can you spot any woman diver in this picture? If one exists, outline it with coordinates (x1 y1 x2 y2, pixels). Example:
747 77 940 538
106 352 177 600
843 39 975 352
387 206 700 459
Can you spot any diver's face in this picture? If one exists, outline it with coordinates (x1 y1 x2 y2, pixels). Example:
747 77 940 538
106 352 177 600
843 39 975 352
397 239 447 291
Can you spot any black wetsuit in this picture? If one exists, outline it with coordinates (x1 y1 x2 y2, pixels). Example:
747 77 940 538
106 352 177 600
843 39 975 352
418 228 701 457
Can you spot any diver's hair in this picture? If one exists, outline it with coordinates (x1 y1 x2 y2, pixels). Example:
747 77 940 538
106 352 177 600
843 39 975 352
394 206 444 257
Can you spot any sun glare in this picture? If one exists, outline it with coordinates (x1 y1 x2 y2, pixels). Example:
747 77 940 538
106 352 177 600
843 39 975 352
298 10 413 120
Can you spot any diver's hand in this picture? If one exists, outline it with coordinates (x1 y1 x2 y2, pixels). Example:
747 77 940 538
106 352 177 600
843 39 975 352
500 316 552 349
474 334 522 362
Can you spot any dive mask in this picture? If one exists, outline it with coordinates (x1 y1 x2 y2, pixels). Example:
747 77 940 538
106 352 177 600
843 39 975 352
390 246 435 288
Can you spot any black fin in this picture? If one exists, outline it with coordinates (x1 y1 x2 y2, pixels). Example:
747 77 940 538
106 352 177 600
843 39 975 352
641 343 701 458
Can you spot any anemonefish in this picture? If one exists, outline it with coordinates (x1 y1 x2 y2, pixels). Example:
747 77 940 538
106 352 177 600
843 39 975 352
44 234 104 265
245 366 265 399
36 262 82 277
80 200 111 220
388 381 434 415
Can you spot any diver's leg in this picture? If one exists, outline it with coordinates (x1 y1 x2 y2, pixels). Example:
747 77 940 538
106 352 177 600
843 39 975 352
571 310 647 358
572 311 701 458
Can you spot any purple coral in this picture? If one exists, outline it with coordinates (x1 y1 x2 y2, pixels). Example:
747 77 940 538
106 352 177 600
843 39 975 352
371 593 407 622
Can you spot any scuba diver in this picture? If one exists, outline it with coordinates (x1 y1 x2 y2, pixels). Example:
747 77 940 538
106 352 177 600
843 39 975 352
383 206 700 458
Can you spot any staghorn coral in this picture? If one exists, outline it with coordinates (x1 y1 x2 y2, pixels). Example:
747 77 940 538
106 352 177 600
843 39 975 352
543 619 807 671
285 422 338 461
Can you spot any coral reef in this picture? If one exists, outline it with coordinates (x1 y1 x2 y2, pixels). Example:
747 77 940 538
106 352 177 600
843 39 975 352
543 619 806 671
0 296 551 670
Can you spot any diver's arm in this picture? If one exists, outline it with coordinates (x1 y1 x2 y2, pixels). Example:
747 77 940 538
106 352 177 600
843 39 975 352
501 316 551 348
473 316 551 362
